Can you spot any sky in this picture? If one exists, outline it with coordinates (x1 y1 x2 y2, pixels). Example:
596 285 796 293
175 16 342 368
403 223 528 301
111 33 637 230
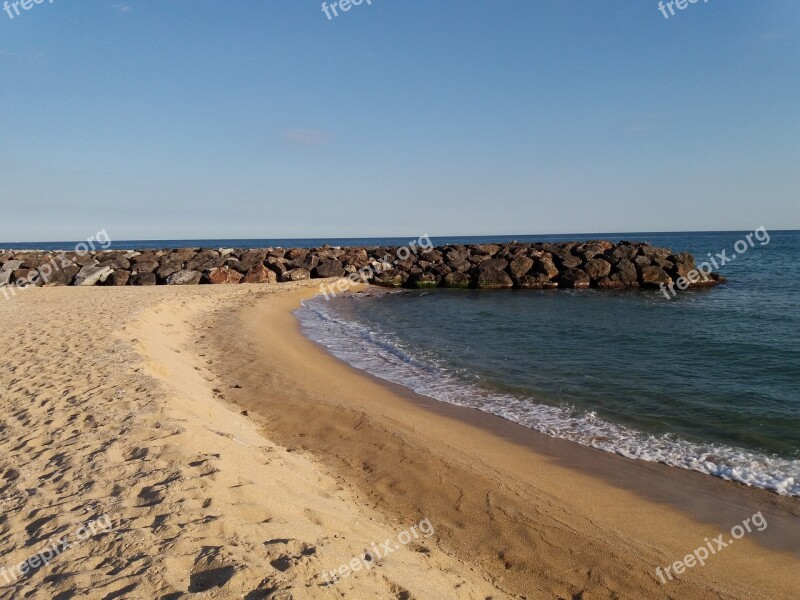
0 0 798 242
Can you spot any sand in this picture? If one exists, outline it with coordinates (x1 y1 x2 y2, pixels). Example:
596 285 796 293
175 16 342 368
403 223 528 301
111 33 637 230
0 282 797 599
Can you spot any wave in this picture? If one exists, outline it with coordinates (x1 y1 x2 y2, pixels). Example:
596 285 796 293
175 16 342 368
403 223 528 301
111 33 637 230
295 295 800 497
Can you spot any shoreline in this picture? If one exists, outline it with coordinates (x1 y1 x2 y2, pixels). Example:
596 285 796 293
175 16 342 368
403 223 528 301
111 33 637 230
204 282 799 598
2 283 796 598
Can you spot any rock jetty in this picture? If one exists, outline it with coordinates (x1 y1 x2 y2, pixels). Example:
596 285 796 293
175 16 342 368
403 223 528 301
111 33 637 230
0 241 725 293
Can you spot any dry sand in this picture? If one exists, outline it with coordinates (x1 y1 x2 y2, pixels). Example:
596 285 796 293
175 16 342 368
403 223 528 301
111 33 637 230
0 282 797 599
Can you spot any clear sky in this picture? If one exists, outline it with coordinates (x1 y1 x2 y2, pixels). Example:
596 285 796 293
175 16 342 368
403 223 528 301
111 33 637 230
1 0 798 242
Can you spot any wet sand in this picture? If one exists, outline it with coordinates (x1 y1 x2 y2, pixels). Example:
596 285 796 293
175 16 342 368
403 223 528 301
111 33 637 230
205 283 800 599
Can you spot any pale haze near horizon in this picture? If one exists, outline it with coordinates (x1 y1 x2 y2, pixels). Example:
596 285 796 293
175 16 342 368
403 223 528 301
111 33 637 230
0 0 798 243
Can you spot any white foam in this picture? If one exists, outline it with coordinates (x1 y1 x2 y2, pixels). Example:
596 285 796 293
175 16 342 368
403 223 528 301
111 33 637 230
296 296 800 497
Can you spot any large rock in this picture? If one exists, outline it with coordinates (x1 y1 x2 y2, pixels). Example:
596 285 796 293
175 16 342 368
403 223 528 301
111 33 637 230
372 269 408 287
131 260 159 274
74 265 114 286
130 272 157 286
442 271 471 288
313 259 345 279
583 258 612 281
156 261 182 281
558 268 590 289
640 265 672 287
608 244 639 263
242 263 277 284
207 266 243 285
477 259 513 289
167 270 203 285
1 260 22 272
551 253 583 270
509 256 534 280
611 259 638 285
534 256 559 279
107 270 131 286
41 264 79 286
279 268 311 283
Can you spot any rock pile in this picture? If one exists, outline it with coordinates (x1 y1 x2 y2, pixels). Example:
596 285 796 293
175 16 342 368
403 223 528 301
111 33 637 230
0 241 725 291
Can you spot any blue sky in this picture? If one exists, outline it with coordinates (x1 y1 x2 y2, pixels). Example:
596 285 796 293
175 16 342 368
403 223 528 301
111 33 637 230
0 0 798 242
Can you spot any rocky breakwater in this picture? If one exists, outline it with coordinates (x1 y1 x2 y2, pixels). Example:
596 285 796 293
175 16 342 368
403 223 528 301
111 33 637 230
0 241 725 294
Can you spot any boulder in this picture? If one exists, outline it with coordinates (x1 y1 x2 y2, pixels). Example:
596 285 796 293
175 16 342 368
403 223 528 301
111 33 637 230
131 260 159 274
534 256 559 279
509 256 534 280
442 271 471 288
266 258 288 276
583 258 612 281
608 245 638 263
552 253 583 270
279 268 311 283
372 269 408 287
130 272 157 286
207 266 243 285
156 261 182 281
611 259 638 285
1 260 22 272
242 263 277 284
74 265 114 286
474 244 501 256
186 251 221 271
558 268 590 289
41 264 79 286
107 270 131 286
477 259 513 289
167 270 203 285
640 265 672 287
313 259 346 279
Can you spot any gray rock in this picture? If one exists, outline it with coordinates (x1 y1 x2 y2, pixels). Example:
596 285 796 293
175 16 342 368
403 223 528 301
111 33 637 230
75 265 114 286
167 270 203 285
1 260 22 272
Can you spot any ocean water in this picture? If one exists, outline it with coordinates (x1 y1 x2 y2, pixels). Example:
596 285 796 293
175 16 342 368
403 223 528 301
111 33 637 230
296 231 800 496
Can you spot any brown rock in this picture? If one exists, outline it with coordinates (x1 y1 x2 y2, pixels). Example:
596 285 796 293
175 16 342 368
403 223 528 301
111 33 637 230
509 256 534 280
208 266 244 284
242 264 277 284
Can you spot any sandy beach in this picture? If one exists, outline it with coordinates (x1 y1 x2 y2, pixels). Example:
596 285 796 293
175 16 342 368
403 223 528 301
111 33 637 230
0 282 798 599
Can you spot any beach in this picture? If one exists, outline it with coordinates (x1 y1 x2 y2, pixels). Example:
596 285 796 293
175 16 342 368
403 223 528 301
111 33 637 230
0 282 798 599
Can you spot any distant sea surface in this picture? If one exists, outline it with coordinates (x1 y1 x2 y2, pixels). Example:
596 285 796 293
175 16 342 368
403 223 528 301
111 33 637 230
293 231 800 497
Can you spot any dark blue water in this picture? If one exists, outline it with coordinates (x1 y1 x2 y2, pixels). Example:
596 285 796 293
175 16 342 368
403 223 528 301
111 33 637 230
2 231 790 252
296 231 800 496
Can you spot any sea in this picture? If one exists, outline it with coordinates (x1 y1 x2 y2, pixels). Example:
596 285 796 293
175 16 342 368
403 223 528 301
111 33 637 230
6 231 798 496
